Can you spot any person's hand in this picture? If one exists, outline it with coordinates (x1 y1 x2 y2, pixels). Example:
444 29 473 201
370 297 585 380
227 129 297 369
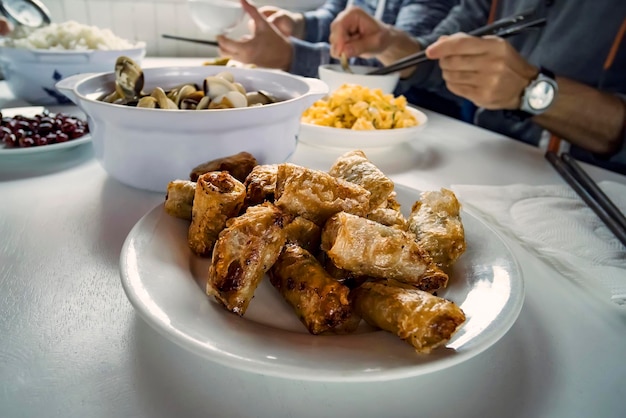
255 6 305 39
426 33 539 110
217 0 293 71
0 17 13 36
329 6 392 60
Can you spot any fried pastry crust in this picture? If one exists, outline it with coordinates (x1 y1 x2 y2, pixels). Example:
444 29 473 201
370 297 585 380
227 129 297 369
274 163 370 225
243 164 278 207
321 212 448 292
283 216 321 255
190 151 258 182
352 279 466 354
207 202 290 315
328 150 394 209
366 207 408 230
408 188 466 267
269 244 356 335
164 179 196 221
188 171 246 257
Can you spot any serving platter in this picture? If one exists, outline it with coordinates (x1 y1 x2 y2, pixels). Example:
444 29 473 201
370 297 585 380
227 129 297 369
120 184 524 382
0 106 91 155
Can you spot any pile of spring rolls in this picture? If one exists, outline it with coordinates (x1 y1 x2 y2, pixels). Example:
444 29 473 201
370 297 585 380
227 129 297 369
164 150 467 354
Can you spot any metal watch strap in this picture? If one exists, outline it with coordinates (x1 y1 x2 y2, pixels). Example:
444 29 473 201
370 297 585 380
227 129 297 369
506 66 556 121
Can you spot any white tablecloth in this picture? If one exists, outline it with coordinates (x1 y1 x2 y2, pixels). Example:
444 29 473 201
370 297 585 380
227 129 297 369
1 58 625 418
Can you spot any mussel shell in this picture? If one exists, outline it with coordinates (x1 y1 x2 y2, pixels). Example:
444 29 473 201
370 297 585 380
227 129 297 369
203 76 238 99
115 56 144 99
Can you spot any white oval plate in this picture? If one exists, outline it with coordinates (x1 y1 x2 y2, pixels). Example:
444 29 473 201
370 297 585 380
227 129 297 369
0 106 91 155
298 107 428 150
120 184 524 382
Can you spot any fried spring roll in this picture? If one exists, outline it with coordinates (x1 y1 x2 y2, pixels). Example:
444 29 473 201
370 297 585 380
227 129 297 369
321 254 370 290
408 188 466 267
382 191 401 211
352 279 465 354
366 207 408 230
188 171 246 257
207 202 290 315
274 163 370 225
321 212 448 292
269 244 355 335
190 151 258 182
283 216 321 254
328 150 394 208
164 179 196 220
243 164 278 207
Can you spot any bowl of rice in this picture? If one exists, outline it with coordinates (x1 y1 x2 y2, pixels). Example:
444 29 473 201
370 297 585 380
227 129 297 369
0 20 145 105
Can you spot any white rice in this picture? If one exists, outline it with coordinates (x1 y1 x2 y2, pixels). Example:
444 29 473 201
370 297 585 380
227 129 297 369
4 20 141 50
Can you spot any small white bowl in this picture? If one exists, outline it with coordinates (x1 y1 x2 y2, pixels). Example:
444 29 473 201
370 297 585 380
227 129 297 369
0 45 146 105
318 64 400 94
56 65 328 192
188 0 245 35
298 107 428 150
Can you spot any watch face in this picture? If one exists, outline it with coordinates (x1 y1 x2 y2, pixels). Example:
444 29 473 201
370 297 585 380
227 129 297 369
1 0 50 27
527 80 555 111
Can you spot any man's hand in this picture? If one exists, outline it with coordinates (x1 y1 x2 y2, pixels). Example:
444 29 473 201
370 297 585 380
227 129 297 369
329 6 422 75
217 0 293 71
256 6 305 39
0 17 12 36
329 6 392 59
426 33 538 109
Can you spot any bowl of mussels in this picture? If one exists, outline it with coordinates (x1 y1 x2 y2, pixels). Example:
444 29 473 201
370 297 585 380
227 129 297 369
56 56 328 192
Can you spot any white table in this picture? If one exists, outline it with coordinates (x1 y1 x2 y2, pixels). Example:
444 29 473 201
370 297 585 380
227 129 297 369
1 58 625 418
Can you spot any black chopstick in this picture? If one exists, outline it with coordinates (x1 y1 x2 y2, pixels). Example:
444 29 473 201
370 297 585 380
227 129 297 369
367 15 546 75
545 151 626 247
561 152 626 230
162 34 219 47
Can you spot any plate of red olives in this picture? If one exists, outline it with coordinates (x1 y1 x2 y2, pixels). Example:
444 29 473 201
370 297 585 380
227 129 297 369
0 106 91 155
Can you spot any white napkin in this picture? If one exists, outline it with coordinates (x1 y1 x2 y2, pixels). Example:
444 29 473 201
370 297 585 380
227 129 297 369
450 181 626 306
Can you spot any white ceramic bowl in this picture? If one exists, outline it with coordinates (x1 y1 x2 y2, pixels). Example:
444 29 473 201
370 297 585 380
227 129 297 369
0 45 146 105
188 0 245 35
298 107 428 149
318 64 400 94
56 65 328 192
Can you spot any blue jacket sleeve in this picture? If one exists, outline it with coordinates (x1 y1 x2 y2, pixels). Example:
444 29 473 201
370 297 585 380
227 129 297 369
399 0 491 91
291 0 460 78
302 0 348 43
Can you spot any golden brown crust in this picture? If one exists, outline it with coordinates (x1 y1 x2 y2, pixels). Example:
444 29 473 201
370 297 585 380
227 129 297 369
321 254 370 289
207 202 290 315
366 207 408 230
321 212 448 292
274 163 370 225
164 179 196 220
283 216 322 255
269 244 355 335
328 150 394 209
243 164 278 207
382 191 402 211
190 151 258 183
187 171 246 257
352 279 466 354
408 188 466 267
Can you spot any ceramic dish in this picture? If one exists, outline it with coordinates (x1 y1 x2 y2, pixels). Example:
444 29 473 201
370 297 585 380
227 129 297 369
0 45 145 106
120 184 524 382
56 65 328 192
0 106 91 155
298 107 428 150
318 63 400 94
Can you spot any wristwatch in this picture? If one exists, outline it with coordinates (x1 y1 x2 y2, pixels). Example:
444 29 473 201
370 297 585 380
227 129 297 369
0 0 51 28
519 67 558 115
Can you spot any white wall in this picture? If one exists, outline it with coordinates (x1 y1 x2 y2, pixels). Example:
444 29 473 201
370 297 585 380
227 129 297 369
39 0 325 57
